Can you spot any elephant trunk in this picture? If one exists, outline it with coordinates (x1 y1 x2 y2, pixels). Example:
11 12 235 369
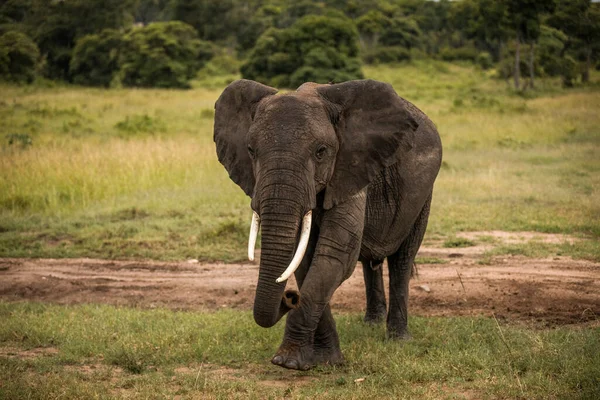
252 197 305 328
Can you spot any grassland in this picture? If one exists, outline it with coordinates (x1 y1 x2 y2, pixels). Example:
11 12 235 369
1 302 598 399
1 61 599 399
1 60 599 261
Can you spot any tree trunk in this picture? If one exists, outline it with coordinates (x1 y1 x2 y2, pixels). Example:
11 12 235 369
528 42 535 90
514 33 521 90
582 46 591 83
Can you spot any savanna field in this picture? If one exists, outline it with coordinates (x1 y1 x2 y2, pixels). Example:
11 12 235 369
1 62 599 398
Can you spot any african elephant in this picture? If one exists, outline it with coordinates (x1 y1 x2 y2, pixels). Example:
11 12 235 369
214 79 442 370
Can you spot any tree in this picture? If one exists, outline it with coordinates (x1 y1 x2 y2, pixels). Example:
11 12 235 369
549 0 600 83
173 0 239 42
379 16 422 50
25 0 137 80
0 0 33 34
134 0 174 24
0 30 39 83
118 21 214 88
505 0 556 89
69 29 124 87
241 14 363 88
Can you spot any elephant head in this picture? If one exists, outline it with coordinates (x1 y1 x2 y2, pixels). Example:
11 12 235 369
214 79 419 328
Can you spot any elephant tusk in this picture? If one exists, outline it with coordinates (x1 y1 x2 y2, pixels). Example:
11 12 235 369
276 211 312 283
248 211 260 261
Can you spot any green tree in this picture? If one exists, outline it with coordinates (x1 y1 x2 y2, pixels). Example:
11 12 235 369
0 30 39 83
0 0 33 33
134 0 175 24
173 0 240 42
26 0 136 80
379 16 422 50
241 14 363 88
356 10 389 50
549 0 600 83
69 29 124 87
505 0 556 89
119 21 213 88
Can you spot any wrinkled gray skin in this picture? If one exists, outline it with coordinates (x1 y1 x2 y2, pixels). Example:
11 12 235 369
214 79 442 370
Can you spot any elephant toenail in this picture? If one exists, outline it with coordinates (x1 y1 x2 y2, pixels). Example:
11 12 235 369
272 356 283 365
284 359 299 369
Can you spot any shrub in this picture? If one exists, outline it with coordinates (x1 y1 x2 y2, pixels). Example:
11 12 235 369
0 31 39 83
119 21 214 88
560 56 578 88
477 52 493 70
241 15 363 88
439 47 478 62
363 47 411 64
70 29 124 87
537 26 568 78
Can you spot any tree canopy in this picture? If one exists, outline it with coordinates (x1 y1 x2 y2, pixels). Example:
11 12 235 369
241 14 363 88
0 0 598 88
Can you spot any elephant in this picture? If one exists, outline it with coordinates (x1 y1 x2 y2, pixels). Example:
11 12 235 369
214 79 442 370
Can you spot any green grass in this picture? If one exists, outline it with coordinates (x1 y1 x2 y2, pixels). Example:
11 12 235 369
0 302 598 399
0 61 599 261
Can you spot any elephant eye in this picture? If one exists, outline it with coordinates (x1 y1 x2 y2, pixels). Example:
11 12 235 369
315 145 327 160
247 146 256 159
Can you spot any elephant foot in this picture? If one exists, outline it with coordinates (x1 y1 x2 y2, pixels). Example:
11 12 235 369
363 307 387 324
386 326 411 341
314 345 344 366
271 342 314 370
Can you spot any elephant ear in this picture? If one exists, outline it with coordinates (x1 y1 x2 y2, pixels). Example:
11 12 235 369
317 80 419 209
214 79 278 197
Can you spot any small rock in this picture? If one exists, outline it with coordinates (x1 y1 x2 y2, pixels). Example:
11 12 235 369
187 259 199 264
354 378 365 384
417 284 431 293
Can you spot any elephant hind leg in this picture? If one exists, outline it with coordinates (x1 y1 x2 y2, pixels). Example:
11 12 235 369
387 193 432 339
363 260 387 324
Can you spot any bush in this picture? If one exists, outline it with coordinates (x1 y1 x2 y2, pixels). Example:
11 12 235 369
0 31 39 83
241 15 363 88
70 29 124 87
560 56 578 87
119 21 214 88
477 52 493 70
363 47 411 64
439 47 478 62
537 26 568 78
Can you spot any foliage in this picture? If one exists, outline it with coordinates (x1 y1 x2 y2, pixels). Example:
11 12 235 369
439 46 478 62
173 0 240 42
118 21 214 89
27 0 137 80
69 29 124 87
548 0 600 82
476 51 493 69
241 14 363 88
0 30 39 83
363 46 411 65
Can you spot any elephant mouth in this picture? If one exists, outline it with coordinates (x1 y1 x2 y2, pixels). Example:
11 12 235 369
247 210 312 284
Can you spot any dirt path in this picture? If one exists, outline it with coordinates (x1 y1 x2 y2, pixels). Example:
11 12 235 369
1 232 598 326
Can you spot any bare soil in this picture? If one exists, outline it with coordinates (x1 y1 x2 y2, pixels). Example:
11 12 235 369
1 232 598 326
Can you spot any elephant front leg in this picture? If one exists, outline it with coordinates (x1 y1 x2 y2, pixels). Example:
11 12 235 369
271 304 343 370
271 193 366 370
271 260 348 370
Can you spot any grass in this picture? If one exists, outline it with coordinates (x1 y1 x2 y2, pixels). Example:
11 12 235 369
0 302 598 399
0 61 599 261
